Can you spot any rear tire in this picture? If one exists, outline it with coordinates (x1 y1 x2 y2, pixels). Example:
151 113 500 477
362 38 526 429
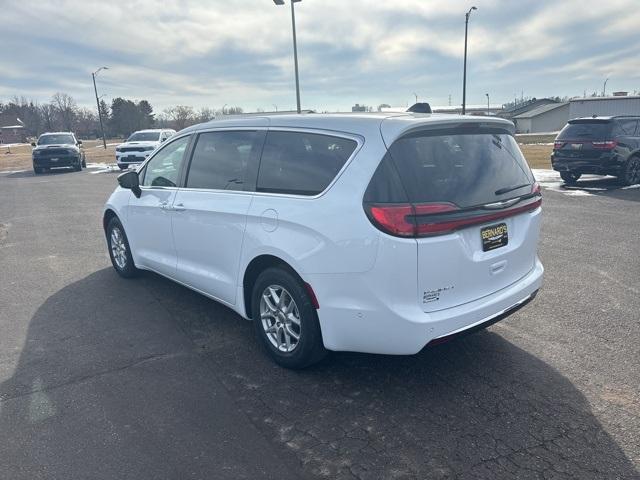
106 217 139 278
619 156 640 186
251 267 327 369
560 171 581 185
82 156 87 168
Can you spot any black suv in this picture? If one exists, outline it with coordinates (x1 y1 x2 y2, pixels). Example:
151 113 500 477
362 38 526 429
551 116 640 185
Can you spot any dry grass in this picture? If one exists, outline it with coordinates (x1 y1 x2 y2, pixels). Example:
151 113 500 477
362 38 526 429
0 139 120 172
515 133 556 145
519 144 553 169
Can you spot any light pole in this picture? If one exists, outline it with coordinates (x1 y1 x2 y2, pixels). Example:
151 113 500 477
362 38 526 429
92 66 108 149
274 0 302 113
485 93 490 115
462 6 477 115
413 92 418 104
273 104 278 112
603 78 609 96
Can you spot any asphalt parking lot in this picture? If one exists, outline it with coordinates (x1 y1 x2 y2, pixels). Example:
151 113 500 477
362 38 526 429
0 167 638 479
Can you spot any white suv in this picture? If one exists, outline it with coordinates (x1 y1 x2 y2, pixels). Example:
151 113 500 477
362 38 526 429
103 113 543 368
115 129 175 169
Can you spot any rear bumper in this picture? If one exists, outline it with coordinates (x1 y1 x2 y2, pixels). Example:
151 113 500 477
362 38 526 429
551 152 624 175
308 258 543 355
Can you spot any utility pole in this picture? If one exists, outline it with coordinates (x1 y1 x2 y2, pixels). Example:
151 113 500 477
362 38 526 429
273 0 302 113
603 78 609 96
92 67 109 150
485 93 490 115
462 6 477 115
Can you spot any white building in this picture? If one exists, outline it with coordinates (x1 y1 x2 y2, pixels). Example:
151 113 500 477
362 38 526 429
512 103 569 134
569 96 640 119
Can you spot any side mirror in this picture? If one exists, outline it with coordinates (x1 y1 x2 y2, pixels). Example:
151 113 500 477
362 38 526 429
77 140 83 145
117 170 142 198
31 142 36 147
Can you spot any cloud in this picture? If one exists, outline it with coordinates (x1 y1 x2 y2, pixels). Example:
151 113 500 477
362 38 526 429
1 0 639 111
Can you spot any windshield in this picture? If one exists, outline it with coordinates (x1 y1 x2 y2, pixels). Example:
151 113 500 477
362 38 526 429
557 121 612 141
38 134 74 145
127 132 161 142
386 128 534 209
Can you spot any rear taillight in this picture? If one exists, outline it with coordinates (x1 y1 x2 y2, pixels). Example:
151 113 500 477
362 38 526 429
366 184 541 238
592 140 617 150
532 182 541 194
368 204 415 237
553 141 565 150
369 203 457 237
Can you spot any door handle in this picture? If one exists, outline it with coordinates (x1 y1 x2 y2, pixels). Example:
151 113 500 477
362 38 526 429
173 203 186 212
159 201 169 210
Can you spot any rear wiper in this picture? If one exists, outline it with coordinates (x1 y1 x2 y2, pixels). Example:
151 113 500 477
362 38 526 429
495 183 530 195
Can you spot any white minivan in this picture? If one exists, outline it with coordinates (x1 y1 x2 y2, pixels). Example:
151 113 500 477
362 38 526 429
103 113 543 368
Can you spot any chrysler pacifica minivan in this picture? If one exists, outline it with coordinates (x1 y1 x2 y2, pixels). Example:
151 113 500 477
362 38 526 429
103 113 543 368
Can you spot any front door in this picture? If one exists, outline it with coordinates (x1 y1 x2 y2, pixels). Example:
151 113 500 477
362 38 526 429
126 135 191 276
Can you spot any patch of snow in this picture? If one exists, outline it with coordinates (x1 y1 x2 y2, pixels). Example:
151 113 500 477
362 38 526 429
93 142 120 148
1 143 30 148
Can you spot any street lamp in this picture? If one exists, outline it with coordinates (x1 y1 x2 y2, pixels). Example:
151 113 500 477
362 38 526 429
603 78 609 97
462 6 477 115
273 0 302 113
485 93 490 115
92 66 109 149
413 92 418 104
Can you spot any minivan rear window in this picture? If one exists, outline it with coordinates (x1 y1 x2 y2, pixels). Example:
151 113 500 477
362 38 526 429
557 121 612 141
382 128 534 209
257 131 357 196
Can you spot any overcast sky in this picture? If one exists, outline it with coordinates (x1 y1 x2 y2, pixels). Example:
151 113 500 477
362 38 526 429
1 0 639 113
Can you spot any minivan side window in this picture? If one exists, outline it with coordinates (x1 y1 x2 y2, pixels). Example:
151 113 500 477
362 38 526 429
140 135 190 188
256 131 357 196
186 131 259 190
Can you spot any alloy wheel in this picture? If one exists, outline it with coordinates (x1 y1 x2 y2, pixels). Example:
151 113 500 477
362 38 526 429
260 285 301 353
627 158 640 185
110 227 127 269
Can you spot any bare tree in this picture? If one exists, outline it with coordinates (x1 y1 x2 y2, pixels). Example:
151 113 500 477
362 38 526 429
39 104 56 131
196 107 216 123
163 105 195 130
51 93 78 131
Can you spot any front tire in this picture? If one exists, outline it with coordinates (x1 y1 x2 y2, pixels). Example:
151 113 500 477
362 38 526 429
251 267 326 369
620 156 640 186
560 171 581 185
33 167 42 174
73 157 82 171
106 217 138 278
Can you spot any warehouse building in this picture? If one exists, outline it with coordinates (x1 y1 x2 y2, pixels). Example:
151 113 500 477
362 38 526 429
512 103 569 133
569 95 640 119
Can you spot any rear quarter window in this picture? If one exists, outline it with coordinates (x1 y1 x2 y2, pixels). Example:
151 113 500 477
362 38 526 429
613 120 639 136
256 131 357 196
